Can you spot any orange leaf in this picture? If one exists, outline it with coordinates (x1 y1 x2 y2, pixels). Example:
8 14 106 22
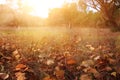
66 59 76 65
15 64 27 71
55 70 64 78
43 76 53 80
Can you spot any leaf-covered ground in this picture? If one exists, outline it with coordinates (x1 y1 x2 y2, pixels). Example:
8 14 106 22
0 27 120 80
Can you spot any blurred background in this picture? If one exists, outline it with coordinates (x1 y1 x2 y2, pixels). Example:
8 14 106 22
0 0 119 31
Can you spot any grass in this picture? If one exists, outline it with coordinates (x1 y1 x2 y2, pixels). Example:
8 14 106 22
0 27 119 45
0 27 119 55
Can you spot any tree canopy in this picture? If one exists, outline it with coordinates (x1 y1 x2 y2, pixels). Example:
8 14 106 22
79 0 120 31
48 3 80 28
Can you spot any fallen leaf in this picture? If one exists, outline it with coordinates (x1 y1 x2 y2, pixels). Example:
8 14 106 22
12 50 21 60
4 56 12 60
81 60 94 67
86 45 95 51
15 64 27 71
111 72 116 77
43 76 53 80
46 59 54 65
0 62 3 65
0 73 9 80
80 74 91 80
15 72 26 80
108 58 116 65
94 56 100 61
66 59 76 65
0 65 4 72
89 46 95 51
104 66 112 71
54 69 64 79
85 67 100 77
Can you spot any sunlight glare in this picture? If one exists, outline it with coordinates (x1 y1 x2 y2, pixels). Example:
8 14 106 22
0 0 75 18
25 0 73 18
0 0 6 4
25 0 65 18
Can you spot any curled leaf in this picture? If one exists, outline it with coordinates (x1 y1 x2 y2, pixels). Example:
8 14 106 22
111 72 116 77
0 73 9 80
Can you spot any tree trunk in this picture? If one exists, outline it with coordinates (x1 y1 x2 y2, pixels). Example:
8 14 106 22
68 22 72 29
109 20 120 32
104 14 120 32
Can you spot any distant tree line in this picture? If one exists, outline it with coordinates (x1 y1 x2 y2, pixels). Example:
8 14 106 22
48 1 120 31
0 0 120 31
47 2 107 28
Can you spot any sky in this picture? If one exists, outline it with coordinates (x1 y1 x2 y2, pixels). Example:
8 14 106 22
0 0 75 18
0 0 6 4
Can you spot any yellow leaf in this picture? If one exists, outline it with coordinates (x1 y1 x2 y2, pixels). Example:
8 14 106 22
111 72 116 77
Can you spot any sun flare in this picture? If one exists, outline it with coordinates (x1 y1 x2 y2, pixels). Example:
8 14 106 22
25 0 66 18
0 0 74 18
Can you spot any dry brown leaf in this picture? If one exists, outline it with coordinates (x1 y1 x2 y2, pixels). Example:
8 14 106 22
81 60 94 67
4 56 12 60
15 72 26 80
103 66 112 71
94 56 100 61
80 74 92 80
43 76 55 80
108 58 116 65
12 50 21 60
54 69 64 78
64 52 71 57
86 45 95 51
86 67 100 77
0 62 3 65
0 73 9 80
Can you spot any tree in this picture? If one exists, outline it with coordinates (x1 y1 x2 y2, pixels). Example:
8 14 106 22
79 0 120 31
5 0 33 27
48 8 63 26
0 4 15 26
48 3 80 28
61 3 80 28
